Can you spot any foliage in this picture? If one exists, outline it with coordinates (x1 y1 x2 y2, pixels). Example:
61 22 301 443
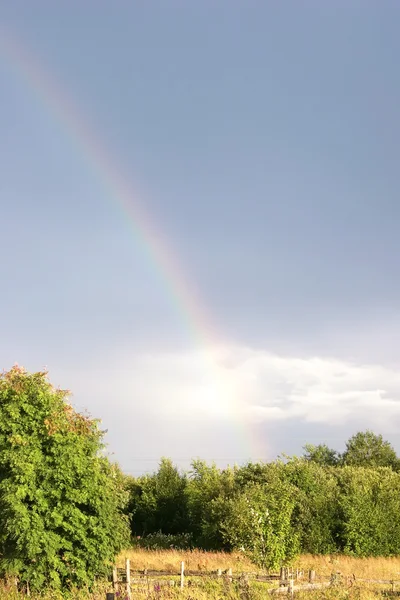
221 480 299 570
282 459 339 554
302 443 340 467
126 429 400 562
127 458 190 537
341 430 399 470
186 460 236 550
337 466 400 556
0 366 129 590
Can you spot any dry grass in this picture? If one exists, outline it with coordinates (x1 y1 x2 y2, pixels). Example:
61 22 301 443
114 549 400 598
118 548 400 580
0 551 397 598
294 554 400 581
117 547 257 573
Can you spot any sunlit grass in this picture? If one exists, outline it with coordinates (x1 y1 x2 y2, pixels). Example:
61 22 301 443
1 551 400 598
294 553 400 580
118 548 400 580
117 547 258 573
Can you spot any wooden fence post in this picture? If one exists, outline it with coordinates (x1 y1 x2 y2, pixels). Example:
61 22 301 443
180 561 185 589
227 568 232 583
112 566 118 593
126 558 131 599
309 570 315 583
217 569 222 578
288 578 294 598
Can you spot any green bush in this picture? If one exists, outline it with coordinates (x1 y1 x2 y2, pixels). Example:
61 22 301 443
0 366 130 590
337 466 400 556
221 481 299 570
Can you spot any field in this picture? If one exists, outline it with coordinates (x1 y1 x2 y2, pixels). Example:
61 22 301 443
0 550 399 598
111 550 400 599
118 548 400 579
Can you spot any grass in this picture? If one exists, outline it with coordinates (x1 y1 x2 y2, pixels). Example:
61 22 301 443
0 551 399 598
112 549 400 599
117 548 258 573
294 554 400 580
118 548 400 580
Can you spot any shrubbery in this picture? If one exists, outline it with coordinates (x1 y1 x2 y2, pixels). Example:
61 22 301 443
0 366 130 590
127 432 400 567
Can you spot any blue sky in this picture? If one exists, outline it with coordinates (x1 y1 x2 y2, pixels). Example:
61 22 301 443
1 1 400 473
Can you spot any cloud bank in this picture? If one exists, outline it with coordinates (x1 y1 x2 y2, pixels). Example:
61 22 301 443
58 345 400 471
89 345 400 428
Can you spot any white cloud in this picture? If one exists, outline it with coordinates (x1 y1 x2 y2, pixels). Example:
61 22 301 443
54 345 400 470
77 345 400 427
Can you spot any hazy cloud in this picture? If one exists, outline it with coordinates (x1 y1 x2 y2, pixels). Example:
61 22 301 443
77 346 400 428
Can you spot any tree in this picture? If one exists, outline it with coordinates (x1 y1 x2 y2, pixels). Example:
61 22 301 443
282 458 339 554
128 458 190 537
221 481 299 570
0 366 129 590
186 460 236 549
342 431 399 470
336 466 400 556
302 443 340 467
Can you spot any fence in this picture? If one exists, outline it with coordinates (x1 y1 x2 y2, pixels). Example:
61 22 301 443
105 561 400 598
105 562 337 598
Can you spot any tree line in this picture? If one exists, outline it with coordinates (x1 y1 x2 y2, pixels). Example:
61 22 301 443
126 431 400 568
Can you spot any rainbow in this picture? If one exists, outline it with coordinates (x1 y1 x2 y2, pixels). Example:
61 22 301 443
0 29 266 461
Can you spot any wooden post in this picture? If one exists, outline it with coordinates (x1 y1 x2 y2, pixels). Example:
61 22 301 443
217 568 222 578
180 561 185 589
112 567 118 593
280 567 285 584
227 568 232 583
126 558 131 599
309 569 315 583
288 579 294 597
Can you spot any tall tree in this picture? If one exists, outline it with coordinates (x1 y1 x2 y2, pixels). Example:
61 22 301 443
0 366 129 590
221 481 299 569
128 458 190 537
302 443 340 467
337 466 400 556
342 431 399 470
186 460 235 549
282 458 339 554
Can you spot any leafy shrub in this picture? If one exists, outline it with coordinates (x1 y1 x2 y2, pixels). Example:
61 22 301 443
221 481 299 570
0 366 130 590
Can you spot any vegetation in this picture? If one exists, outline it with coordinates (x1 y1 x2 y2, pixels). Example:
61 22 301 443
114 550 400 598
0 550 397 599
0 366 129 591
127 432 400 568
